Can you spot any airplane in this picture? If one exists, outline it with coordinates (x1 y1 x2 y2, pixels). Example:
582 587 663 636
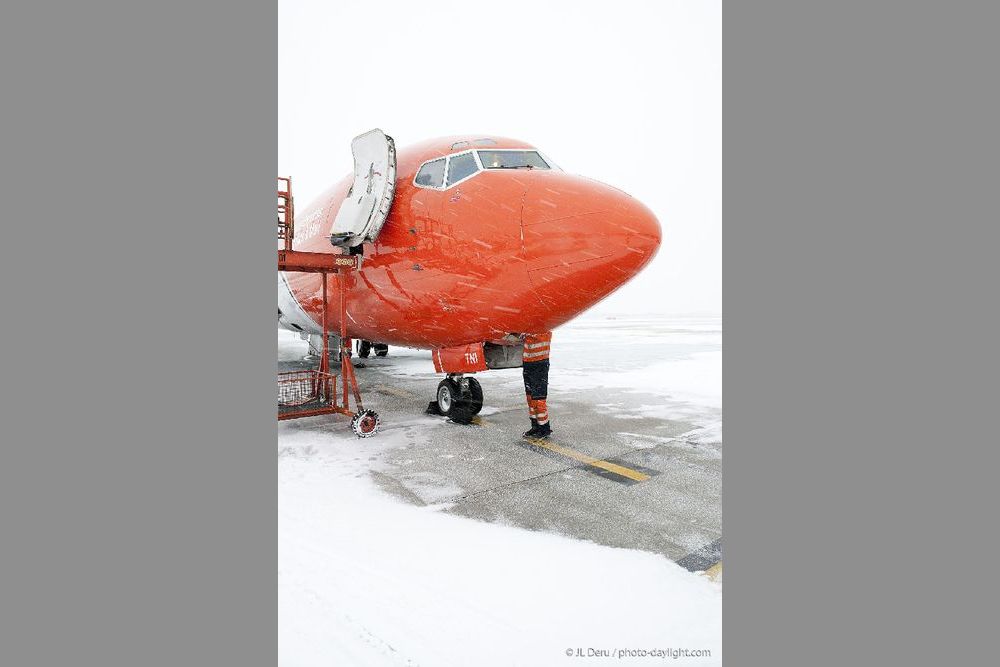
279 130 661 424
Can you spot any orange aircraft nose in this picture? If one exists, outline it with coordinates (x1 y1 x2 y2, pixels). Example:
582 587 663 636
520 172 661 326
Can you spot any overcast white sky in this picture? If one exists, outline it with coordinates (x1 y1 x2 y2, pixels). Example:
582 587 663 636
279 0 720 315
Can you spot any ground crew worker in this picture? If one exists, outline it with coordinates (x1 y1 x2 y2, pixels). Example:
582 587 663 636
522 332 553 438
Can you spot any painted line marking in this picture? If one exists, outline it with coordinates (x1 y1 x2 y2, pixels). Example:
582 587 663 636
524 437 651 483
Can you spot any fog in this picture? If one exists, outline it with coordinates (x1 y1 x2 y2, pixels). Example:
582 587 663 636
280 0 720 315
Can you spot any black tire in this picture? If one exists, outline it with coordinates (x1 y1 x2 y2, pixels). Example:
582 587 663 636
435 378 461 417
449 400 478 425
435 377 483 424
374 343 389 357
449 377 484 424
465 377 484 416
357 340 371 358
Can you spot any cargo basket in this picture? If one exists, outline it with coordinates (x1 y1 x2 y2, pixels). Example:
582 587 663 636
278 370 337 417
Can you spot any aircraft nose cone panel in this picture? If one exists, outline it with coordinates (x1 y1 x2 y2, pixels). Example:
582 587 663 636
520 172 661 323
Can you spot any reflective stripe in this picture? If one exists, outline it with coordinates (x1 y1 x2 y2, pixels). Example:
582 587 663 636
524 342 550 350
523 352 550 360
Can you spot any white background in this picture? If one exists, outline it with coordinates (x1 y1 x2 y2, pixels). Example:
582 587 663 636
279 0 720 315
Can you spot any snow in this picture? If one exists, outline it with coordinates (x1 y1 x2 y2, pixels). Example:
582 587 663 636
550 314 722 442
279 315 722 665
279 432 722 666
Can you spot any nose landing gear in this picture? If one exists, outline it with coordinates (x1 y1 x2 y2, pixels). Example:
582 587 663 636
356 340 389 358
427 375 483 424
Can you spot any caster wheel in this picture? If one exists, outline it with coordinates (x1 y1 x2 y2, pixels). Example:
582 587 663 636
374 343 389 357
357 340 372 358
351 409 380 438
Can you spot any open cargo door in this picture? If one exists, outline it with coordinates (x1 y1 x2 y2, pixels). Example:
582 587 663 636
329 129 396 248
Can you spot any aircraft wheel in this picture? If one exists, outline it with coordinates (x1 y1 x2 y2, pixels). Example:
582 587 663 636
357 340 372 358
465 377 484 416
435 378 482 424
436 379 461 417
449 378 483 424
374 343 389 357
351 409 380 438
449 402 477 425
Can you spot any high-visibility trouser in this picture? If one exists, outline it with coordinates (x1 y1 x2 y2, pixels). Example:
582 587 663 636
523 359 550 425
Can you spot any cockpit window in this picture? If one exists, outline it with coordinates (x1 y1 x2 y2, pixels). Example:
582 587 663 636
446 152 479 186
478 150 550 170
415 158 445 187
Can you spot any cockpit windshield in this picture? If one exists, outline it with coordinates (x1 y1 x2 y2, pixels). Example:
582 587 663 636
478 150 551 170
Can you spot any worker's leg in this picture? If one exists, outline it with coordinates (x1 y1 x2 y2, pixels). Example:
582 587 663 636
523 371 539 436
522 332 553 437
522 359 551 438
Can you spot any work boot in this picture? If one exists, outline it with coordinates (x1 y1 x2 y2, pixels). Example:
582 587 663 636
522 419 539 438
533 422 552 439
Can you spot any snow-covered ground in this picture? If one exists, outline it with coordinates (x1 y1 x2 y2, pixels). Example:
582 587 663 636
279 315 722 666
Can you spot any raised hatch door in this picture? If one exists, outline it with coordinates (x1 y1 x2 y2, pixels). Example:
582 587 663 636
329 129 396 248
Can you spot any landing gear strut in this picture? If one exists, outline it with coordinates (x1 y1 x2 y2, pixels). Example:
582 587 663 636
428 375 483 424
356 340 388 358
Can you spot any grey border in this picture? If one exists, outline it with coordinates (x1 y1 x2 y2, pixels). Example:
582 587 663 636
2 2 275 664
726 2 996 664
5 1 998 664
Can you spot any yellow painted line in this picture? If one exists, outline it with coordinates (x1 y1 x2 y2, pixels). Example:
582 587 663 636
705 562 722 582
525 438 650 482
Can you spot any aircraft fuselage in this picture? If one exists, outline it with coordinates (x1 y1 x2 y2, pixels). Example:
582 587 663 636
279 135 661 350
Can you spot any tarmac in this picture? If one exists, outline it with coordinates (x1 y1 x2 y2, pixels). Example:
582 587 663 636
278 322 722 577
